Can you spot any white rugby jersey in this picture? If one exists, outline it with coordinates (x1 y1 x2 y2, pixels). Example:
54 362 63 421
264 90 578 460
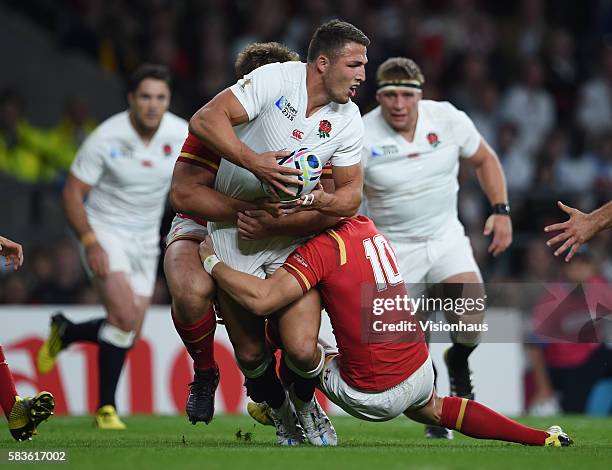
214 61 363 203
70 111 188 234
362 100 481 240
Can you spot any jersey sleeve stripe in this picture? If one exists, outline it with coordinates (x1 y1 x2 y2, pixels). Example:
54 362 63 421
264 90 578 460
327 230 347 266
179 152 220 171
455 398 469 431
321 167 333 179
283 263 311 291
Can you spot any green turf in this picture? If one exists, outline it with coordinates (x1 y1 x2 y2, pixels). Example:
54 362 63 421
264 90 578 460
0 415 610 469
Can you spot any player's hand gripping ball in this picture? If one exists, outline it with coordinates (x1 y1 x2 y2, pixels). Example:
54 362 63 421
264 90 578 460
262 148 323 201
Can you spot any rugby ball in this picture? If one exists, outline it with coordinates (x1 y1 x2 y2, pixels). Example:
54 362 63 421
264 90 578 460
262 148 323 201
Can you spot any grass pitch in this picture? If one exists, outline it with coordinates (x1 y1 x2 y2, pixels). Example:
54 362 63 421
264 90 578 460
1 415 610 469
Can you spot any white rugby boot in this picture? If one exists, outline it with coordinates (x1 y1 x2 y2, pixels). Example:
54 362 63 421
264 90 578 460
269 392 305 446
289 388 337 446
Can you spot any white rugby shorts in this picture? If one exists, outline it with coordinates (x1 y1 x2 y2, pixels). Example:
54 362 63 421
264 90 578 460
319 355 434 422
165 214 208 247
79 221 159 298
389 222 482 285
208 222 304 278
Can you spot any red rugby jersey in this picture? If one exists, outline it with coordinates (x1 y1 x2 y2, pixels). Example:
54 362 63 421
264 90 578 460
174 132 222 225
283 215 428 392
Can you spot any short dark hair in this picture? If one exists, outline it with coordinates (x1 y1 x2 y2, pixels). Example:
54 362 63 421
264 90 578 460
234 42 300 78
376 57 425 86
307 19 369 63
128 63 171 93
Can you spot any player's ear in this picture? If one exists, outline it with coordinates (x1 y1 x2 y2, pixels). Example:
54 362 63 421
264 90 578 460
316 54 330 74
375 92 381 104
127 92 135 108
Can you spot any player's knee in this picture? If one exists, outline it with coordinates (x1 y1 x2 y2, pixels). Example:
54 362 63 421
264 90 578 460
235 346 268 371
284 340 319 371
169 278 214 324
106 307 137 331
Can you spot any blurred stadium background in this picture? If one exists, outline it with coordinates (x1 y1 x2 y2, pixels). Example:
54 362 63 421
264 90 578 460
0 0 610 419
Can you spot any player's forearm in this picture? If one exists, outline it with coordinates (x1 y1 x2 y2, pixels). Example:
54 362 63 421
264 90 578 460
317 183 362 217
590 201 612 233
170 182 255 222
268 212 341 237
474 153 508 205
189 107 256 170
62 186 95 240
210 263 282 316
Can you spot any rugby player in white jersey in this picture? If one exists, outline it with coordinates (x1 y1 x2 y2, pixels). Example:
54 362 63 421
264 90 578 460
37 64 188 429
164 42 341 429
187 20 369 445
361 57 512 439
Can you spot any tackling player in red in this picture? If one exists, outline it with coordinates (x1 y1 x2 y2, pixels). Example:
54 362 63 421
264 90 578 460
198 217 573 447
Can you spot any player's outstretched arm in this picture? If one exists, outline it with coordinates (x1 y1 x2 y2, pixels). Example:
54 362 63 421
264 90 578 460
170 161 258 222
189 89 301 196
199 236 304 315
544 200 612 262
0 235 24 270
468 138 512 257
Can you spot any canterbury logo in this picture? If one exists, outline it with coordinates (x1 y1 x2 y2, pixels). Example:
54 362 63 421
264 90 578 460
291 129 304 140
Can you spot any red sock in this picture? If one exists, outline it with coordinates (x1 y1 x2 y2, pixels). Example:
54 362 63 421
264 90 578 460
440 396 549 446
172 308 217 371
0 345 18 417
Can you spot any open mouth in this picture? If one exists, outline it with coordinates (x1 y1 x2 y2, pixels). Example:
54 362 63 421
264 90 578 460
349 85 358 97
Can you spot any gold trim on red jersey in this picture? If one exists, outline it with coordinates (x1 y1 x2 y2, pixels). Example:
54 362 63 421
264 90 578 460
283 263 312 291
178 152 220 172
327 230 347 266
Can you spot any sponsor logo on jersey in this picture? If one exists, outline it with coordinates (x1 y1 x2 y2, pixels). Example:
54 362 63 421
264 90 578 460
318 120 332 138
427 132 440 148
163 143 172 156
371 145 398 157
291 129 304 141
142 160 153 167
275 96 297 121
110 144 134 159
292 253 309 268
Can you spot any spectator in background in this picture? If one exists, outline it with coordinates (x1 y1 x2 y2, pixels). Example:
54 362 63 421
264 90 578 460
28 248 56 304
0 90 45 183
526 250 612 414
471 81 502 149
501 58 555 156
497 122 534 194
515 0 547 58
591 132 612 196
544 28 577 124
43 97 97 179
555 133 597 194
577 45 612 141
528 129 568 198
448 53 489 115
